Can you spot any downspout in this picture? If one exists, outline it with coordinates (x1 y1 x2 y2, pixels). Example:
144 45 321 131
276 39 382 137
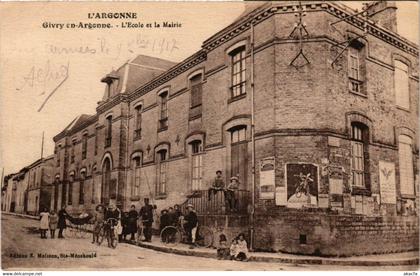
123 62 131 211
250 20 256 251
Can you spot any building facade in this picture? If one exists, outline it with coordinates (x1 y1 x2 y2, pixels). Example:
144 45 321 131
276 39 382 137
26 156 55 215
33 1 420 255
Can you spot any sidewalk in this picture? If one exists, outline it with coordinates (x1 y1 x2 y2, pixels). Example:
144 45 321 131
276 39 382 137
3 212 419 267
127 239 419 267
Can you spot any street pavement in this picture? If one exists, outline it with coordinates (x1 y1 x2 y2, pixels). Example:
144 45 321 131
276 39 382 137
1 214 417 271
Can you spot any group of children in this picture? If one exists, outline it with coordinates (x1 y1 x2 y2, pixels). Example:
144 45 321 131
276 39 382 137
217 233 249 261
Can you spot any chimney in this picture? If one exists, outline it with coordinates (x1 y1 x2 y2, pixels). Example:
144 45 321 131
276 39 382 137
364 1 398 33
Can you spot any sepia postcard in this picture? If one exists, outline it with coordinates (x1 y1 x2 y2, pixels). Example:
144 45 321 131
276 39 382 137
0 0 419 273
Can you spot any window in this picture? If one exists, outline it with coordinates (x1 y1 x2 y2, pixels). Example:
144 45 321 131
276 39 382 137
159 92 168 130
131 156 141 196
231 127 247 144
94 126 98 155
101 158 111 205
157 150 167 195
351 123 369 187
105 116 112 147
70 141 75 163
79 172 85 205
394 60 410 110
68 174 74 205
399 135 414 195
82 133 88 159
348 40 365 95
230 46 246 98
190 141 203 191
91 167 96 204
56 145 61 167
230 126 248 186
190 74 203 108
134 106 142 139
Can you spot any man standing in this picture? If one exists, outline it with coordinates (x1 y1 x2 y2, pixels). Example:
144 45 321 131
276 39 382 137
127 205 138 241
57 205 68 239
208 170 225 201
183 204 198 249
139 198 154 242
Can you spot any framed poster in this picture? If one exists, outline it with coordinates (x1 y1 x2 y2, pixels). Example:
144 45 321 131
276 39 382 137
379 161 396 204
286 163 318 208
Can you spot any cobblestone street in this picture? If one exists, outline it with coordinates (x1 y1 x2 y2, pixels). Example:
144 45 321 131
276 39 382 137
1 214 417 271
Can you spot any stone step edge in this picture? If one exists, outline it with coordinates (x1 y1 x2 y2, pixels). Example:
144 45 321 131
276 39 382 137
126 240 420 267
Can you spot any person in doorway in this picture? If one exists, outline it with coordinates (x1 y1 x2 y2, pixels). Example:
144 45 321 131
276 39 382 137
183 204 198 249
139 198 154 242
127 205 138 241
225 176 239 212
57 206 68 239
208 170 225 201
39 208 50 239
49 210 58 239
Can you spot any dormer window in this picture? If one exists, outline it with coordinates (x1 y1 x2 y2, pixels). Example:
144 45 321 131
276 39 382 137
101 72 120 99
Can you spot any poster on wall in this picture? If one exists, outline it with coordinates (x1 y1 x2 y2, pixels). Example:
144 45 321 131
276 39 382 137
379 161 396 204
286 163 318 208
259 157 275 200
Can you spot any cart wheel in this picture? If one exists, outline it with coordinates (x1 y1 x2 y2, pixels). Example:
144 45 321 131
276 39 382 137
78 224 89 238
160 226 181 246
196 226 214 248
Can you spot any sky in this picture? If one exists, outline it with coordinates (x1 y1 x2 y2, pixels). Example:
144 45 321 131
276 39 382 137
0 1 418 177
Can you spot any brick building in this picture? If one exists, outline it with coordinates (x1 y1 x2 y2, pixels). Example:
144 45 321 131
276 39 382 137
49 1 418 256
26 156 55 215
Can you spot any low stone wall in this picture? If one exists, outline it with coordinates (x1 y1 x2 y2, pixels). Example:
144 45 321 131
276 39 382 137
254 208 419 257
198 214 249 245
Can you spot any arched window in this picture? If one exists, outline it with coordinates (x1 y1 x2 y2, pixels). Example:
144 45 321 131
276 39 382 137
102 158 111 204
158 91 169 130
190 73 203 108
347 38 366 95
54 175 60 210
79 170 86 205
131 154 142 197
190 140 203 190
156 149 167 195
229 125 248 186
105 116 112 147
394 60 410 109
68 172 75 205
91 166 96 204
229 46 246 98
134 105 142 139
82 133 88 159
398 135 414 195
351 122 370 188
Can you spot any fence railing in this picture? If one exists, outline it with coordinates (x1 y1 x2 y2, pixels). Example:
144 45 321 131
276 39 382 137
180 189 250 215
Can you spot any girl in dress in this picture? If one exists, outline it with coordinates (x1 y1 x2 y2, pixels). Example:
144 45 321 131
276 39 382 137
39 208 50 239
